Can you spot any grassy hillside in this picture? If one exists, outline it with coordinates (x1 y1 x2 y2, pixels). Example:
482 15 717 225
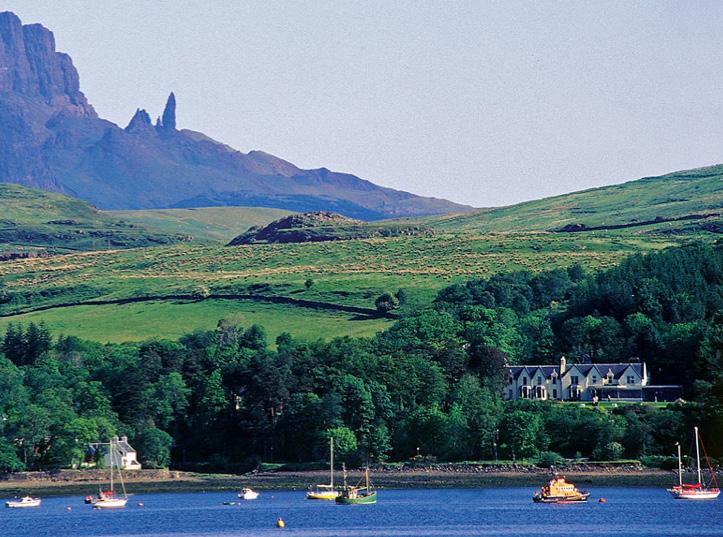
0 164 720 343
109 206 293 243
429 165 722 232
0 229 708 341
0 184 189 253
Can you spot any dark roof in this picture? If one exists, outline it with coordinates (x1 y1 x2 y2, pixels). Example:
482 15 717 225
592 363 644 379
117 440 135 454
509 362 644 381
509 365 557 381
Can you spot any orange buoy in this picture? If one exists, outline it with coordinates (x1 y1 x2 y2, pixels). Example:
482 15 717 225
276 517 285 528
599 498 606 503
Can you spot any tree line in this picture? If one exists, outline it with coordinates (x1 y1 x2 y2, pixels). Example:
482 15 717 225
0 241 720 472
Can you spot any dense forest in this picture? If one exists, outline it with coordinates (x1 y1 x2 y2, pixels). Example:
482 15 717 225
0 242 720 473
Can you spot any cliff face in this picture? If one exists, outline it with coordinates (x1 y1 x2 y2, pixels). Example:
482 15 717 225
0 11 94 115
0 11 470 219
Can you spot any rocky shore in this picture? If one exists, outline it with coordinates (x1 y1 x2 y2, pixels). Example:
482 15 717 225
0 463 688 497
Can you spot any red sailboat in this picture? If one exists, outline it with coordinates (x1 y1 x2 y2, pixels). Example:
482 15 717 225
668 427 719 500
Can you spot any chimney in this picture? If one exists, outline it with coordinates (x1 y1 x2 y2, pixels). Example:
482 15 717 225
642 362 647 385
560 356 566 375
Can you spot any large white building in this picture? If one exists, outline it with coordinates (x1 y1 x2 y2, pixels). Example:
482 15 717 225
505 357 651 402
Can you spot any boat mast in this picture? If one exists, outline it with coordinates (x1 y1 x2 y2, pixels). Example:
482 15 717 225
115 438 128 498
365 467 369 492
694 426 702 486
109 439 114 494
330 436 334 490
676 442 682 487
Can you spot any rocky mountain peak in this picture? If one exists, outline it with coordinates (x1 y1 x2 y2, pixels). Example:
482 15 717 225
0 11 95 116
125 108 153 133
158 91 176 131
0 11 469 219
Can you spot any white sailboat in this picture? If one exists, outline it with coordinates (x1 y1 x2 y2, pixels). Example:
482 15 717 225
92 438 129 509
668 426 720 500
306 436 339 500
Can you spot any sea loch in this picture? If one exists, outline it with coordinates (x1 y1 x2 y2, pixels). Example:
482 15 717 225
2 488 721 537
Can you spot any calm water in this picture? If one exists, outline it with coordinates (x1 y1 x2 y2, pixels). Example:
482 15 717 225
1 488 721 537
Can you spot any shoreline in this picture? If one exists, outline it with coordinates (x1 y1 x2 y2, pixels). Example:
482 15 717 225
0 467 682 497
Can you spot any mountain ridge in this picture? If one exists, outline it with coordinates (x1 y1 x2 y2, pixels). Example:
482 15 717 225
0 11 468 220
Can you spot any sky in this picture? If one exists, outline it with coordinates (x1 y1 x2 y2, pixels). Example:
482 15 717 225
3 1 723 208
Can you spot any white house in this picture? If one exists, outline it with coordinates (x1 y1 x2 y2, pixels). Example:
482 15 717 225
104 436 142 470
504 356 650 402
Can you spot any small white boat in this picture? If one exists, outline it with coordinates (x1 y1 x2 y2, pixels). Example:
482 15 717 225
238 487 259 500
91 438 129 509
93 496 128 509
306 437 340 500
5 496 41 508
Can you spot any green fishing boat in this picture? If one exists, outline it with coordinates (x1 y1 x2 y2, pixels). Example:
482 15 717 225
335 466 377 505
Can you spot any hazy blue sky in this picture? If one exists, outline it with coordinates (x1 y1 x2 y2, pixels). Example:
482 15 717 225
5 1 723 207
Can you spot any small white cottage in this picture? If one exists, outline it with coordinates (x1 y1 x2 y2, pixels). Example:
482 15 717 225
104 436 142 470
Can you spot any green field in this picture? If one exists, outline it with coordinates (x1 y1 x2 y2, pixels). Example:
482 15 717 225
0 229 707 341
109 206 293 242
0 299 392 344
0 164 720 343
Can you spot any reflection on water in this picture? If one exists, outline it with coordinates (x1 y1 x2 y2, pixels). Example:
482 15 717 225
1 488 722 537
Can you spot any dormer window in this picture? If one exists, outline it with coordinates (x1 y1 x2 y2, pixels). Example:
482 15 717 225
571 375 579 385
522 376 527 385
627 375 636 384
537 376 542 385
592 375 597 384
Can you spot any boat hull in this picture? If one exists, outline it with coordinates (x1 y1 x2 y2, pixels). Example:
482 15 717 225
335 492 377 505
93 498 128 509
238 491 259 500
306 491 339 500
668 488 720 500
533 494 589 503
5 499 41 508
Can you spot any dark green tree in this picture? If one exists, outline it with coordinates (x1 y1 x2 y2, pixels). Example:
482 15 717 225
375 292 399 313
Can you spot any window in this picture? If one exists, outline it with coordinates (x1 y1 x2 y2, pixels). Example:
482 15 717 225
537 376 542 385
592 375 597 384
571 375 579 385
552 376 557 384
627 375 636 384
553 389 558 398
522 377 527 385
